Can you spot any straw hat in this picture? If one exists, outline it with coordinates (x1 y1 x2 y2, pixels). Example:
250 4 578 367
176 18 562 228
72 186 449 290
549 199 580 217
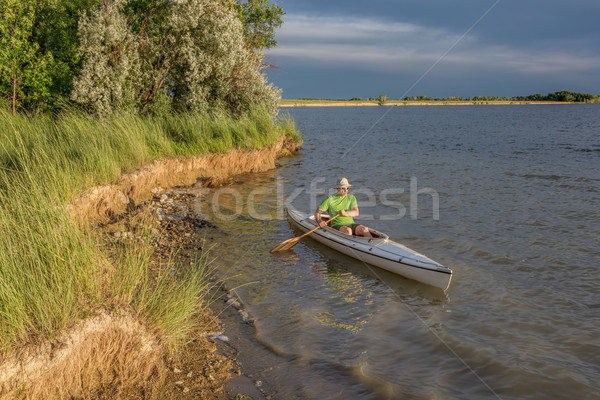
337 177 352 189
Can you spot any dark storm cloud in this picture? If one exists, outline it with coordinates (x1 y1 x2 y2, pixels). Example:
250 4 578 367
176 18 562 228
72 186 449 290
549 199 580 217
267 0 600 98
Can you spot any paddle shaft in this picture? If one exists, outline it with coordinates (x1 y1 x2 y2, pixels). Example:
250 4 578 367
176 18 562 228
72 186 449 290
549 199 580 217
269 213 341 252
299 213 340 239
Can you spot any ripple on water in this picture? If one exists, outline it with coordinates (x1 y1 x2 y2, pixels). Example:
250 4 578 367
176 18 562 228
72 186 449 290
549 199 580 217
198 105 600 399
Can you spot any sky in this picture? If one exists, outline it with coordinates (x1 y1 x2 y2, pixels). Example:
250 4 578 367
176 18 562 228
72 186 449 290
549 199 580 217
264 0 600 99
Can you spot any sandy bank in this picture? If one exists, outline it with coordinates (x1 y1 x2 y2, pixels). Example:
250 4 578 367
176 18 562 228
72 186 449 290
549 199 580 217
0 136 301 399
70 136 300 225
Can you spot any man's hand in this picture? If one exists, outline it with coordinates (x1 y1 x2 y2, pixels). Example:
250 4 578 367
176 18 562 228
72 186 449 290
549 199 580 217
317 219 327 228
339 209 348 217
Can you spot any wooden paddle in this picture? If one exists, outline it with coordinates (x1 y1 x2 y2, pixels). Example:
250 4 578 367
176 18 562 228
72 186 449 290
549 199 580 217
270 213 340 253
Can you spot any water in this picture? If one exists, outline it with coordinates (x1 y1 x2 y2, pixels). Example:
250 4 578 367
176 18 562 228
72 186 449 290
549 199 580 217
198 105 600 399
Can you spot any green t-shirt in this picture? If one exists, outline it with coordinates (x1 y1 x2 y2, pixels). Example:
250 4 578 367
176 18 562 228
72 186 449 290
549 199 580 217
318 194 357 227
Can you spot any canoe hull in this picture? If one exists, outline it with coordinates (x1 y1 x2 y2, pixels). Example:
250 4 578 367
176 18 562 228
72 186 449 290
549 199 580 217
286 206 452 291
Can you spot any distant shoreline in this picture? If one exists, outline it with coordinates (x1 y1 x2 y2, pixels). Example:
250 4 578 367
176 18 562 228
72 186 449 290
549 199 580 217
278 100 588 107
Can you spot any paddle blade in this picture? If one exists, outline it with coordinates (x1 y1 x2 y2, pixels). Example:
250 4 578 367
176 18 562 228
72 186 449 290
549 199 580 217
269 237 301 253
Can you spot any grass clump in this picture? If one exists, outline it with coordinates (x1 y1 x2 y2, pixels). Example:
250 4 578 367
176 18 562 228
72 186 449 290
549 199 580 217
0 107 300 354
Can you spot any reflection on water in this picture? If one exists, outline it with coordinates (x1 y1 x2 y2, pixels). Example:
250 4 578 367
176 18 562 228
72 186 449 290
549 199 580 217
312 266 373 333
190 105 599 400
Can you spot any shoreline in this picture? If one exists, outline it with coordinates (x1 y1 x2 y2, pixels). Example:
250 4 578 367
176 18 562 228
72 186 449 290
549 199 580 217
0 136 302 399
278 100 587 107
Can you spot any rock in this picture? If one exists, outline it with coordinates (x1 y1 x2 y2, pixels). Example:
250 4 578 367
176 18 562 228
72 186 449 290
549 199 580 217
173 367 182 373
175 380 184 385
238 309 251 322
159 194 171 204
210 334 229 342
182 387 190 393
226 298 241 309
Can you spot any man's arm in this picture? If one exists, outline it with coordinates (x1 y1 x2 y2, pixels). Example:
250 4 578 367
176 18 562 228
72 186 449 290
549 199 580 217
340 206 359 217
315 208 327 227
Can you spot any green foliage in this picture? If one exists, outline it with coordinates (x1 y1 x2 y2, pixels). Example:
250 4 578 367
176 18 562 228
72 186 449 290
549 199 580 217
544 91 597 102
71 0 141 116
233 0 284 50
0 0 54 115
0 0 286 115
398 91 599 103
377 94 388 106
34 0 98 112
72 0 281 116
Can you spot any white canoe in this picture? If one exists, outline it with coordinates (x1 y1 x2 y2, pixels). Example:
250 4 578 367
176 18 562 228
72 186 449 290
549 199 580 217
285 206 453 291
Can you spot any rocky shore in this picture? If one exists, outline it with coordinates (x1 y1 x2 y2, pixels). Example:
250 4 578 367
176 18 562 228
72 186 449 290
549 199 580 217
0 137 300 399
108 181 271 399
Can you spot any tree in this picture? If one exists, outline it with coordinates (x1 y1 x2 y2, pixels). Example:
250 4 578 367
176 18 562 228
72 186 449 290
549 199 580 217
0 0 285 115
72 0 280 116
71 0 140 116
377 94 388 106
34 0 98 111
233 0 284 51
0 0 53 115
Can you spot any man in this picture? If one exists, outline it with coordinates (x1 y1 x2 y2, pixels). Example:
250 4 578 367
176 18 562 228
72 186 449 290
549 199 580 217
315 177 372 237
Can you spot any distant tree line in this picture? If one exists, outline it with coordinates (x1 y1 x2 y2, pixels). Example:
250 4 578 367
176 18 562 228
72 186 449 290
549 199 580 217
0 0 284 116
511 91 598 103
310 91 599 105
399 91 599 103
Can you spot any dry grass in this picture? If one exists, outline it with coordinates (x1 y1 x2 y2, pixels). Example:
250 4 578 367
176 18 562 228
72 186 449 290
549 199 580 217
0 314 164 399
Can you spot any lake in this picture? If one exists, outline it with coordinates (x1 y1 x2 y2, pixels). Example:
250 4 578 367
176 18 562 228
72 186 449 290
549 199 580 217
197 105 599 399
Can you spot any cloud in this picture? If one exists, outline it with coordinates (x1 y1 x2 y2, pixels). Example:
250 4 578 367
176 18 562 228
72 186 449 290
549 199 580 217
447 44 600 75
275 14 424 42
267 14 600 77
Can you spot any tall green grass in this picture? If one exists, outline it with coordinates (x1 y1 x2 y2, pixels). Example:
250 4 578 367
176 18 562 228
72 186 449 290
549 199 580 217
0 108 300 353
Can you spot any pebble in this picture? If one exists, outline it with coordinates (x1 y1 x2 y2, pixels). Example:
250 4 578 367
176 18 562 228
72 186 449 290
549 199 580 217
226 298 241 308
113 231 133 239
210 333 229 342
182 387 190 393
238 309 253 323
175 380 184 385
173 368 182 373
